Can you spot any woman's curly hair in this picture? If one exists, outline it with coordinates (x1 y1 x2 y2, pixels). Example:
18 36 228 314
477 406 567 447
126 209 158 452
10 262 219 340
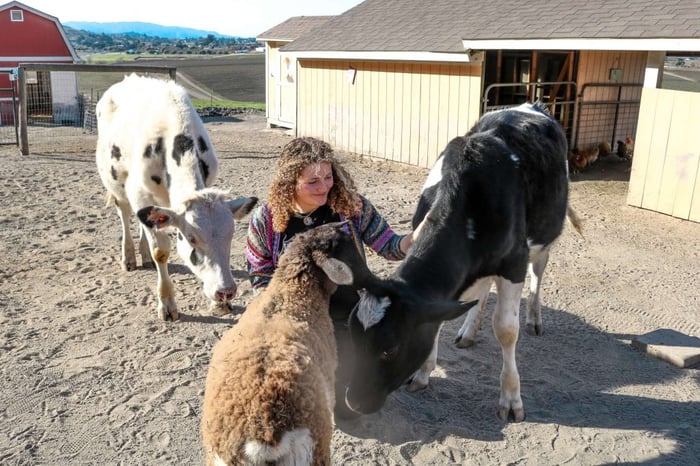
268 137 362 232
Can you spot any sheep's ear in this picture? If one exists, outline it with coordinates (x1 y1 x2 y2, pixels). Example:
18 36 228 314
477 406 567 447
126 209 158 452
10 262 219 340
317 257 354 285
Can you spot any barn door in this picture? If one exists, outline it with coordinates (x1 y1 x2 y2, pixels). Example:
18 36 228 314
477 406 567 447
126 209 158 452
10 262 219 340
483 50 577 143
276 53 297 127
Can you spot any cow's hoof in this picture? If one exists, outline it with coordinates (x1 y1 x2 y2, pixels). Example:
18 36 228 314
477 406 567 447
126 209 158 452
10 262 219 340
122 260 137 271
525 323 543 336
405 379 428 392
497 406 525 422
158 306 180 321
455 336 476 348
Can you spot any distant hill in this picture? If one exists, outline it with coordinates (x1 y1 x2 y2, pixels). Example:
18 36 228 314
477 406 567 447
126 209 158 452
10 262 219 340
63 26 259 56
64 21 234 39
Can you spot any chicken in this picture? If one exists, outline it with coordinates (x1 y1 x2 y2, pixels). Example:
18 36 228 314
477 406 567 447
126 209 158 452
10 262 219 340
598 141 612 157
568 148 587 174
567 145 599 174
581 146 599 165
616 138 634 160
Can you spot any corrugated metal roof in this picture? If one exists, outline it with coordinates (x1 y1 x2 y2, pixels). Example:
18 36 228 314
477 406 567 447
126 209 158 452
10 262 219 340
257 16 334 42
283 0 700 52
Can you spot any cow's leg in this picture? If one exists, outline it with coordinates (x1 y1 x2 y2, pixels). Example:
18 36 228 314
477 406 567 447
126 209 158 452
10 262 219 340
142 228 179 321
406 324 442 392
493 277 524 422
455 278 492 348
525 245 550 336
138 225 154 269
114 200 137 271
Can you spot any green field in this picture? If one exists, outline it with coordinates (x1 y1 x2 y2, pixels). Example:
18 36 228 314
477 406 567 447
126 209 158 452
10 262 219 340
81 53 266 107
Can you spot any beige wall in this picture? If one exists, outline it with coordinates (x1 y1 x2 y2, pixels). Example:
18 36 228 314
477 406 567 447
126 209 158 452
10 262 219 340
627 87 700 223
575 50 647 149
296 60 482 168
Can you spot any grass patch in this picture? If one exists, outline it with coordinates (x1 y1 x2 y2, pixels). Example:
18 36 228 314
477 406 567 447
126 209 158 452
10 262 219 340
190 98 264 110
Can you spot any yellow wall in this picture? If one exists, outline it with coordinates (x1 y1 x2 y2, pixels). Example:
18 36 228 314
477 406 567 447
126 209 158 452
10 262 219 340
627 87 700 223
296 60 482 168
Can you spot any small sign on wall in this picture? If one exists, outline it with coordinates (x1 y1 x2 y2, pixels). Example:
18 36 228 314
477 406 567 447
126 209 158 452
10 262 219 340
609 68 623 81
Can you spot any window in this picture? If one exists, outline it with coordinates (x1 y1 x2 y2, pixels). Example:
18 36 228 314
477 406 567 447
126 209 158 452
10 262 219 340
10 9 24 21
662 55 700 93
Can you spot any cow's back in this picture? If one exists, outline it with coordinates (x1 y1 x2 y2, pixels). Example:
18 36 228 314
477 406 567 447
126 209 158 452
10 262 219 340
95 74 218 206
472 103 569 245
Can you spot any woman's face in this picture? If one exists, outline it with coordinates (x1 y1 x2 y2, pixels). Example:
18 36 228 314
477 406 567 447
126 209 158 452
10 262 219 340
293 161 334 213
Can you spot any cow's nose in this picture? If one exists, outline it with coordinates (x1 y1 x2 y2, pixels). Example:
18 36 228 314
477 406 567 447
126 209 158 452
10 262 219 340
215 286 237 302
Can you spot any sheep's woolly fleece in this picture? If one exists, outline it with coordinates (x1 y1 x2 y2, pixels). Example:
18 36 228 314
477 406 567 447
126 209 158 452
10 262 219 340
0 112 698 465
201 224 348 465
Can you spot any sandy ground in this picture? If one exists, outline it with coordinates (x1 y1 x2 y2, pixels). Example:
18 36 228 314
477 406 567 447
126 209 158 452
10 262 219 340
1 112 698 465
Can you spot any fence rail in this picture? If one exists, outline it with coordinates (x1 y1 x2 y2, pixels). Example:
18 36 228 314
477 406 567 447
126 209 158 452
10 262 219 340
16 63 176 155
483 81 577 146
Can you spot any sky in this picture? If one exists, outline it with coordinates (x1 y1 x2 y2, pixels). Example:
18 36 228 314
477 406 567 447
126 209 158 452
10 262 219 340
19 0 365 38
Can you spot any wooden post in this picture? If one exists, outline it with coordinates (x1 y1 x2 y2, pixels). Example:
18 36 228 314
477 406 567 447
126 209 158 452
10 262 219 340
18 65 28 155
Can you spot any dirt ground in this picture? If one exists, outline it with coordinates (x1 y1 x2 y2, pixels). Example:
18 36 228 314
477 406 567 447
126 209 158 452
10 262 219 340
0 112 698 465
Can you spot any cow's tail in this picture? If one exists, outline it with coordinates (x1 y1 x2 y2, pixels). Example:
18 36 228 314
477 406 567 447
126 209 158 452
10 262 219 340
566 204 584 239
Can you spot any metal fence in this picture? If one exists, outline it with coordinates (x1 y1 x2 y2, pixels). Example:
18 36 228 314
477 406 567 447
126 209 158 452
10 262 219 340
574 82 643 151
15 64 176 155
0 68 19 146
483 81 577 147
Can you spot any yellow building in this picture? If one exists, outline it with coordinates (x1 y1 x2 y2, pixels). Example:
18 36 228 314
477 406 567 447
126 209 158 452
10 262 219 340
259 0 700 222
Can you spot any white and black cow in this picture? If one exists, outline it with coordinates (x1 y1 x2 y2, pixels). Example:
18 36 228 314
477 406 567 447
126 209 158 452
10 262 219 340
345 102 571 422
95 74 257 321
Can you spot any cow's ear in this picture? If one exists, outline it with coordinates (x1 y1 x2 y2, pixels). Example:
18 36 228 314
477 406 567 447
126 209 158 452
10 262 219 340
137 206 179 229
417 299 478 324
228 196 258 220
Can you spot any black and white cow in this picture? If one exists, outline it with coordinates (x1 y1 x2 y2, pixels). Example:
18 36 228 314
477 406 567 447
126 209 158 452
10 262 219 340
95 74 257 321
345 102 571 422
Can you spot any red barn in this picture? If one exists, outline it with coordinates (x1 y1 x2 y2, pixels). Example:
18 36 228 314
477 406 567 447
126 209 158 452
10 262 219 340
0 1 79 126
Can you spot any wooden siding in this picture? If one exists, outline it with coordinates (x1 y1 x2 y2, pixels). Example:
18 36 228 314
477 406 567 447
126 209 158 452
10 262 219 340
575 51 647 149
296 60 482 168
627 87 700 223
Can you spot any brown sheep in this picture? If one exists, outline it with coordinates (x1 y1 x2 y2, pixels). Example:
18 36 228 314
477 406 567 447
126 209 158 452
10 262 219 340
201 222 375 466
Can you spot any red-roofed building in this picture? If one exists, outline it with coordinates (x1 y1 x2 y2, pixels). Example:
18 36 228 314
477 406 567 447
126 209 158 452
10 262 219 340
0 1 79 127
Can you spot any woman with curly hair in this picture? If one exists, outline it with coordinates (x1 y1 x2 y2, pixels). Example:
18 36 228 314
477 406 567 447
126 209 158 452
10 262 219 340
245 136 420 299
244 137 422 418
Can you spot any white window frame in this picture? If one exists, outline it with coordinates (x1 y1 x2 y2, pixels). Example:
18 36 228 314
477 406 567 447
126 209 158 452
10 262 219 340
10 9 24 21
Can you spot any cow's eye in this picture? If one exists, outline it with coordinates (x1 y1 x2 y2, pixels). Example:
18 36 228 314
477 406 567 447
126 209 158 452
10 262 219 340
190 249 201 266
379 345 399 361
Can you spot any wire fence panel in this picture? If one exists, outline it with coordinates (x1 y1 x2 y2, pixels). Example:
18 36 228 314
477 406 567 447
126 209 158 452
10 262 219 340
574 82 642 151
17 64 175 155
0 69 19 146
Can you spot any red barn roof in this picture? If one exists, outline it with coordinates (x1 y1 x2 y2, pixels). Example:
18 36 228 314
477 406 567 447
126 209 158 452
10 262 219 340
0 1 79 68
